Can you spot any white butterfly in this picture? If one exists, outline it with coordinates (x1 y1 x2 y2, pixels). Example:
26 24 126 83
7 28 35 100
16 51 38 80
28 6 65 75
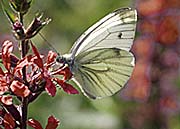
57 7 137 99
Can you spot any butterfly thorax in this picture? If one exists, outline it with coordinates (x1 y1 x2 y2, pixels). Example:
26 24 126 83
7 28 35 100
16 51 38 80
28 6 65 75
56 53 74 69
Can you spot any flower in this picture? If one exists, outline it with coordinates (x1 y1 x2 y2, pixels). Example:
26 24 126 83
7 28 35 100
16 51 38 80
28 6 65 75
29 42 79 96
4 113 15 129
9 0 32 14
27 115 60 129
25 14 51 39
157 16 179 45
0 40 79 100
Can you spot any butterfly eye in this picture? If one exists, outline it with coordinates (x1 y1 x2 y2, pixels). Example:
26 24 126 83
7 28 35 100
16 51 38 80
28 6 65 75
56 56 64 64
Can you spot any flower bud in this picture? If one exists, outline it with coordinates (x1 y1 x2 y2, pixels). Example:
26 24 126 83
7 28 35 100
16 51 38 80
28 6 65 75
9 0 32 15
12 20 26 40
25 14 51 39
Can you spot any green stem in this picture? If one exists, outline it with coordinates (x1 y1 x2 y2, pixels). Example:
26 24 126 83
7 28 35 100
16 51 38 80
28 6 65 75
18 12 23 24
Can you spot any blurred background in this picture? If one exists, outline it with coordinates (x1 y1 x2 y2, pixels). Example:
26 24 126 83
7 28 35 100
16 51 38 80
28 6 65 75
1 0 180 129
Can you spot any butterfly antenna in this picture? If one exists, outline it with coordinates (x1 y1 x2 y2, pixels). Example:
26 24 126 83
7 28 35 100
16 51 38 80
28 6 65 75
39 33 59 54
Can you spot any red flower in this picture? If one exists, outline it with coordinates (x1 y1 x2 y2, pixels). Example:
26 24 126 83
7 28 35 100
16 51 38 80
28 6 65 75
121 61 151 101
53 78 79 94
27 115 60 129
2 41 13 72
10 80 30 97
0 95 13 105
0 41 17 95
31 42 44 70
45 116 59 129
0 72 10 95
4 113 15 129
27 119 43 129
29 42 79 96
136 0 164 16
160 96 179 112
0 40 79 98
46 51 58 68
157 16 179 45
44 76 56 97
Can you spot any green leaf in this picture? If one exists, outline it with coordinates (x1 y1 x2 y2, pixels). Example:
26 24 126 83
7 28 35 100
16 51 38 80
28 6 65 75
1 0 16 24
3 8 16 24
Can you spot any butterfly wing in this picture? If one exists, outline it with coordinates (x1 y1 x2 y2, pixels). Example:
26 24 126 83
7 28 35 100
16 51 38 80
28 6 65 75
67 7 137 99
70 7 137 58
72 48 134 99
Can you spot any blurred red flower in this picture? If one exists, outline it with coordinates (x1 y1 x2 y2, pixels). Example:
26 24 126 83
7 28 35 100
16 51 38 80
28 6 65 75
136 0 164 16
157 16 179 45
121 61 151 101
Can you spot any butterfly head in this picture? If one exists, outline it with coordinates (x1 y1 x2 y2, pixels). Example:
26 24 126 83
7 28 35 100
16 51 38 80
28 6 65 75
56 53 74 67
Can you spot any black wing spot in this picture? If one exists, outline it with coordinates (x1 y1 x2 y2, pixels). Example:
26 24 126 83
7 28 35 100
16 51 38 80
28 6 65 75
118 32 122 39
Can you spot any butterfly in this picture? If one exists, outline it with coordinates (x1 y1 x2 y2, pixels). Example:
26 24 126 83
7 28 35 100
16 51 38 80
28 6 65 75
57 7 137 99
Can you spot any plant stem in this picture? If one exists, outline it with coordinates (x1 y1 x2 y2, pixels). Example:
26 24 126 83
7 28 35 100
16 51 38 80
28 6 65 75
19 12 23 24
21 97 28 129
18 12 28 129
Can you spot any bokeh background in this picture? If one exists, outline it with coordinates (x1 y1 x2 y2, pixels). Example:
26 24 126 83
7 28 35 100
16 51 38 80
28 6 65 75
1 0 180 129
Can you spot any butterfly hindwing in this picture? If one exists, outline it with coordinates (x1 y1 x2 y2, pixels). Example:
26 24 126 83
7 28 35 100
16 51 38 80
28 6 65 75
72 48 134 99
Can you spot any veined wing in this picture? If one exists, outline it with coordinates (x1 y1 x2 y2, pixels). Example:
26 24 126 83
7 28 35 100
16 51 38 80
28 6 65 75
72 48 134 99
70 7 137 58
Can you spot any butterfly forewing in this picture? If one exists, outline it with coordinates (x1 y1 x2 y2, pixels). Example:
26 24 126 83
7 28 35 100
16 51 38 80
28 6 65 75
72 48 134 99
70 7 137 58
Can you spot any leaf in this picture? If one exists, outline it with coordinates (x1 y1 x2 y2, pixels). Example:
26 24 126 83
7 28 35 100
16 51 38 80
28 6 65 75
1 0 15 24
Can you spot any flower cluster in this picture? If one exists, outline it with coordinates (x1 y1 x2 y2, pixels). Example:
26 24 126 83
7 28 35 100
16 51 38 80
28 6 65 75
0 0 81 128
0 40 78 128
